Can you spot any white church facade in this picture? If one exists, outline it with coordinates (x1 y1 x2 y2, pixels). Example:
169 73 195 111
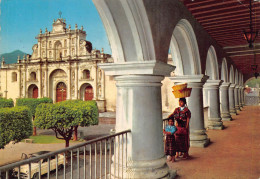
0 18 118 112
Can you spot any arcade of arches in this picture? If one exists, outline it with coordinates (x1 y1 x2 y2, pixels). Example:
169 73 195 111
0 1 258 178
92 0 253 178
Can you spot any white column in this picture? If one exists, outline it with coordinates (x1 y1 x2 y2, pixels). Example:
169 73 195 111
67 65 71 100
234 85 241 112
239 86 243 108
170 75 210 147
99 61 174 178
39 64 42 98
229 84 237 115
204 80 223 130
93 63 98 100
220 82 232 121
241 87 245 106
75 63 79 99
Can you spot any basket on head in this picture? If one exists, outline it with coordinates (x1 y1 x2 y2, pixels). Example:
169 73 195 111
172 83 187 91
172 88 192 98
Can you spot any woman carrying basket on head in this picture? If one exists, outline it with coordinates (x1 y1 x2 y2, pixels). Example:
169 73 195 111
168 97 191 159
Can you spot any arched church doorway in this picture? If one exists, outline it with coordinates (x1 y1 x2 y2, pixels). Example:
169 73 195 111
56 82 66 102
85 86 93 101
80 83 94 101
28 84 38 98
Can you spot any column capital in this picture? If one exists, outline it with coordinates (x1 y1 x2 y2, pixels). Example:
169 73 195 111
230 83 236 88
115 75 164 87
235 85 240 89
204 79 223 89
169 74 209 83
220 82 231 88
98 61 175 76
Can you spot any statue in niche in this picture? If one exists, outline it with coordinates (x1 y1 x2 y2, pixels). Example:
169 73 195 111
72 85 75 96
98 69 102 83
72 70 75 80
98 85 102 98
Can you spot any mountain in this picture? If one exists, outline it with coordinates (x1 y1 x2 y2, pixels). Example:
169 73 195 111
0 50 28 64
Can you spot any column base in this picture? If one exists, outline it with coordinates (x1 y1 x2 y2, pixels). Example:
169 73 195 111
207 118 223 130
229 108 237 115
235 105 241 111
190 130 210 148
221 112 232 121
111 157 169 179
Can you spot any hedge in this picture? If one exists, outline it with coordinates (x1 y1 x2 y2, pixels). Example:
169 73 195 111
16 98 53 117
0 98 14 108
0 106 32 149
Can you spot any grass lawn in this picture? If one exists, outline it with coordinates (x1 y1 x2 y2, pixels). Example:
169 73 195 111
22 135 84 144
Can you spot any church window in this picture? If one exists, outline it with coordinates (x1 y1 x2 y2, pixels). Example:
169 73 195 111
83 69 90 79
30 72 37 81
12 72 17 82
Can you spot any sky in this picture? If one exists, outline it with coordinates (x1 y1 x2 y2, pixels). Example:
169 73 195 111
0 0 111 55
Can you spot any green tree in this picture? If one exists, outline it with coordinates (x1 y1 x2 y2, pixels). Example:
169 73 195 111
34 100 98 147
0 106 32 149
16 98 53 135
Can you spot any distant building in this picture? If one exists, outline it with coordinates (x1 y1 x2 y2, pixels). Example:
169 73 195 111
0 18 114 112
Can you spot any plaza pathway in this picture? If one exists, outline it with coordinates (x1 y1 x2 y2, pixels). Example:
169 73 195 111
168 106 260 179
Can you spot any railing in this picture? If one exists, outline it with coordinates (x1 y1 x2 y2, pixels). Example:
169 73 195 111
0 129 130 179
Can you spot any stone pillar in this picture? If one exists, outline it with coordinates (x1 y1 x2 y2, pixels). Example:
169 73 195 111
241 87 245 106
93 63 98 100
234 85 241 112
220 82 232 121
203 88 209 107
23 67 27 97
204 80 223 130
170 75 210 147
18 66 21 98
68 64 71 100
239 86 243 108
38 65 42 98
44 66 48 97
229 84 237 115
75 63 79 99
101 68 105 100
99 61 174 179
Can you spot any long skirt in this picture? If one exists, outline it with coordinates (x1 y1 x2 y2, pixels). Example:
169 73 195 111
175 130 189 153
165 135 176 156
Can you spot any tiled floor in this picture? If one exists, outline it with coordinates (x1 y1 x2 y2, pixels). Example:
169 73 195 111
168 106 260 179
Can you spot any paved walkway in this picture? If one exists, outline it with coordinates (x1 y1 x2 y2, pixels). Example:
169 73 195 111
168 106 260 179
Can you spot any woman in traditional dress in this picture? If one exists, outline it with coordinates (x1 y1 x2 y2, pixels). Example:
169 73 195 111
168 97 191 159
163 118 177 162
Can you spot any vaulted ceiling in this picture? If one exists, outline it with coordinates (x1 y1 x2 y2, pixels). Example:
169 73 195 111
181 0 260 76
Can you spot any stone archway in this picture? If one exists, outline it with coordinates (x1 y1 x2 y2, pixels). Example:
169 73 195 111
205 46 219 80
28 84 38 98
56 82 66 102
170 19 202 75
221 58 228 82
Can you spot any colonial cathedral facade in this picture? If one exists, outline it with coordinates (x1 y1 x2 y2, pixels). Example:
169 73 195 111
0 18 114 112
